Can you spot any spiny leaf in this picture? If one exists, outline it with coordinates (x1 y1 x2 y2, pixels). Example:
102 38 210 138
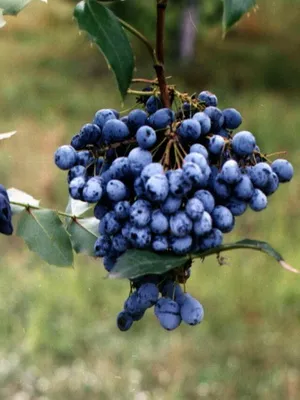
0 131 16 140
222 0 256 36
109 238 298 280
7 187 40 215
109 250 188 279
74 0 134 98
66 217 99 256
17 209 73 267
65 196 91 218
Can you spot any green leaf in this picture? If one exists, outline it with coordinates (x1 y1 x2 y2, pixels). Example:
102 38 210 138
74 0 134 99
222 0 256 36
65 196 91 218
109 239 299 280
109 250 188 280
7 187 40 215
0 131 16 140
17 209 73 267
66 217 99 256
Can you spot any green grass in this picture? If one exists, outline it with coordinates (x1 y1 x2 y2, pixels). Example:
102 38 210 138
0 1 300 399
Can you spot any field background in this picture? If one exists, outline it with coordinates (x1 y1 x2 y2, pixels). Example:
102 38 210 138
0 1 300 399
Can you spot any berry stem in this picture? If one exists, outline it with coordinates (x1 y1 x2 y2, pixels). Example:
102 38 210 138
154 0 170 108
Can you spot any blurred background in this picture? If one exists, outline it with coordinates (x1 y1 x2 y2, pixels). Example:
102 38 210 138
0 0 300 399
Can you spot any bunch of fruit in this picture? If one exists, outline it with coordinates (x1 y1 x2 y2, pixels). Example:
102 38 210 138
54 89 294 331
0 185 13 236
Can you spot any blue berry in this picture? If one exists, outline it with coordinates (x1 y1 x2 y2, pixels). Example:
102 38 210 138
70 134 85 151
94 235 111 257
124 291 146 314
152 235 169 252
146 95 162 114
127 109 148 133
0 193 13 235
128 147 152 176
169 235 193 255
141 163 164 183
170 211 193 237
204 107 224 132
137 283 159 308
177 119 201 141
68 165 86 184
79 123 102 145
82 177 103 203
212 206 235 233
220 160 242 185
168 169 192 197
186 198 204 220
100 211 121 235
106 179 127 202
150 210 169 234
180 294 204 326
198 228 223 251
54 145 77 170
161 282 185 305
102 119 130 143
134 177 146 197
222 108 242 130
69 176 86 200
225 197 247 216
232 131 256 156
160 195 182 215
155 298 181 331
193 112 211 135
182 162 203 186
233 174 254 200
263 172 279 196
111 157 131 179
213 175 231 199
136 126 157 149
145 174 169 202
194 190 215 213
249 189 268 211
112 234 128 253
103 255 117 272
271 159 294 182
249 162 272 189
93 109 117 129
190 143 209 159
198 90 218 107
193 211 212 236
94 202 109 220
149 108 175 130
116 311 133 332
114 201 130 220
130 202 151 228
76 150 94 167
208 135 225 155
128 226 151 249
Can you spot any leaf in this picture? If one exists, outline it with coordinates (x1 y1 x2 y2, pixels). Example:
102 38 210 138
0 0 47 27
66 217 99 256
7 187 40 215
65 196 91 218
17 209 73 267
222 0 256 36
109 250 188 280
109 238 299 280
192 238 299 274
74 0 134 98
0 131 16 140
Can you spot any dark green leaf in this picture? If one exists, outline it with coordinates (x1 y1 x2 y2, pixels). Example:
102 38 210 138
17 209 73 267
109 239 299 280
66 217 99 256
109 250 188 279
222 0 256 36
74 0 134 98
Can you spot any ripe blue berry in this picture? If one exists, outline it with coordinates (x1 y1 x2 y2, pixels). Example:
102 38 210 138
186 198 204 220
145 174 169 202
54 145 77 170
106 179 127 202
190 143 209 159
194 190 215 213
193 211 212 236
180 294 204 326
204 107 224 132
137 283 159 308
155 298 181 331
220 160 242 185
150 210 169 234
177 119 201 141
193 112 211 135
152 235 169 252
198 90 218 107
117 311 133 332
222 108 242 130
212 206 235 233
136 126 157 149
170 211 193 237
149 108 175 130
160 195 182 215
127 109 148 133
232 131 256 156
93 109 117 129
169 235 193 255
82 177 103 203
128 147 152 176
271 159 294 182
208 135 225 155
102 119 130 143
249 189 268 211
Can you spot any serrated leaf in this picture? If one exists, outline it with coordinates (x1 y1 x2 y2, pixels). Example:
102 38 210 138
65 196 91 218
7 187 40 215
17 209 73 267
109 250 188 279
109 238 299 280
74 0 134 98
66 217 99 256
0 0 47 27
222 0 256 36
0 131 16 140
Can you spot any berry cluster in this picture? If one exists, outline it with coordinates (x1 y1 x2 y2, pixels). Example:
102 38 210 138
54 89 294 331
0 185 13 235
